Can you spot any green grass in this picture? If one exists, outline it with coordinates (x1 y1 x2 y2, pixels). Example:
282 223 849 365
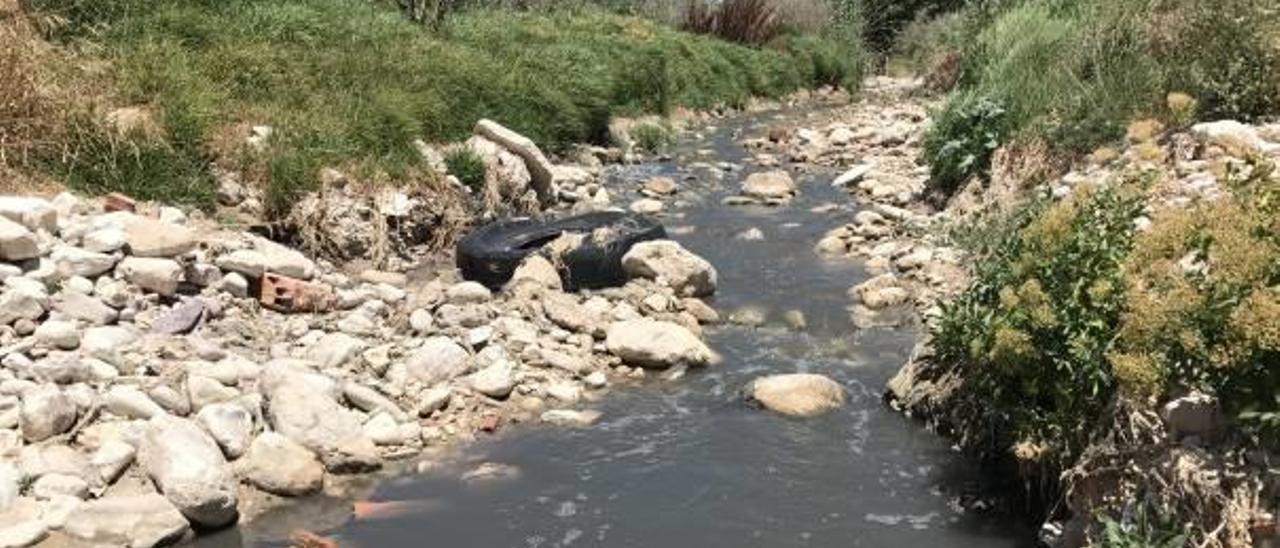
29 0 864 212
919 0 1280 195
443 148 486 192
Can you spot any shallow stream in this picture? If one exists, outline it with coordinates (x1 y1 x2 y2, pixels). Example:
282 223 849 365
211 104 1037 548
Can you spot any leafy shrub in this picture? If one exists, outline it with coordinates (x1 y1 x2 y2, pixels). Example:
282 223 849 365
922 93 1009 196
933 181 1146 465
443 147 486 192
1111 158 1280 438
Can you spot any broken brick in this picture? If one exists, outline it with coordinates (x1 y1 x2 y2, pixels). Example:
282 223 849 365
260 272 333 313
104 192 137 213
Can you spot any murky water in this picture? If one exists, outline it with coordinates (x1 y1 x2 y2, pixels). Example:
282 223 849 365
211 105 1037 547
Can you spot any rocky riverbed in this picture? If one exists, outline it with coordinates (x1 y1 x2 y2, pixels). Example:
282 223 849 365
0 111 742 545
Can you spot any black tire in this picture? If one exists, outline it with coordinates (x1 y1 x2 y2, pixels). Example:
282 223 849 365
457 211 666 291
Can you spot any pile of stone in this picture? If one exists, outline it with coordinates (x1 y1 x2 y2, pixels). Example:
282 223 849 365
0 190 719 545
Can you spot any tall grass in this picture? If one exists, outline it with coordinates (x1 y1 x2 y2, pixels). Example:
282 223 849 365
26 0 864 212
921 0 1280 194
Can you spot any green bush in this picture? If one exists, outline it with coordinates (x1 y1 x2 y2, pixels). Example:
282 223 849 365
921 93 1009 195
1111 159 1280 444
444 148 487 192
933 182 1146 465
28 0 863 212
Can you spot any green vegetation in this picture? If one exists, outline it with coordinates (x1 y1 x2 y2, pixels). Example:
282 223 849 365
933 160 1280 468
913 0 1280 195
629 121 673 153
25 0 864 212
933 181 1146 466
443 148 486 192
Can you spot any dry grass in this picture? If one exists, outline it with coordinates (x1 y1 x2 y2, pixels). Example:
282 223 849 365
0 5 55 171
681 0 781 45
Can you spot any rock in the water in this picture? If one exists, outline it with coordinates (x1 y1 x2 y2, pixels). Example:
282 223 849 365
118 257 183 297
742 171 796 200
832 164 872 187
195 403 254 459
241 432 324 497
643 176 677 195
541 409 601 427
20 385 77 442
63 494 190 547
405 337 470 385
137 415 238 528
629 198 664 215
605 318 716 369
749 373 845 417
621 240 717 297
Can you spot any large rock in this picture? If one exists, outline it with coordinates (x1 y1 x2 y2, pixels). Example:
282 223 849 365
34 320 79 350
63 494 190 547
124 217 196 258
117 257 183 296
0 287 46 326
470 360 515 399
137 415 238 528
241 432 324 497
749 374 846 417
0 196 56 233
621 240 718 297
605 318 716 369
742 171 796 200
19 385 77 442
52 293 117 326
51 246 117 278
215 238 316 280
195 403 253 459
0 217 38 262
263 366 380 473
405 337 470 385
474 119 555 204
104 385 166 420
1191 120 1279 154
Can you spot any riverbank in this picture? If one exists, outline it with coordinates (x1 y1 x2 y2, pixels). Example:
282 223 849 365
793 79 1280 544
4 0 863 215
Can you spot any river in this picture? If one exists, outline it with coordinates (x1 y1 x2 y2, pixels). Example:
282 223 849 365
205 95 1037 548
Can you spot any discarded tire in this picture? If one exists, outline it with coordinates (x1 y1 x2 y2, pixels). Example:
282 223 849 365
457 211 666 290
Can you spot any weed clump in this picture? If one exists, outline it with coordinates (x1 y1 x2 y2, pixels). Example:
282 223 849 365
443 148 486 193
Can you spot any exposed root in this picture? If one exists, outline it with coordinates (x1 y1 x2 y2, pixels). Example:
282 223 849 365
1063 402 1269 547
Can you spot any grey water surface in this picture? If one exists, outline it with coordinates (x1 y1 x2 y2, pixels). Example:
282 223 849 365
210 106 1037 548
